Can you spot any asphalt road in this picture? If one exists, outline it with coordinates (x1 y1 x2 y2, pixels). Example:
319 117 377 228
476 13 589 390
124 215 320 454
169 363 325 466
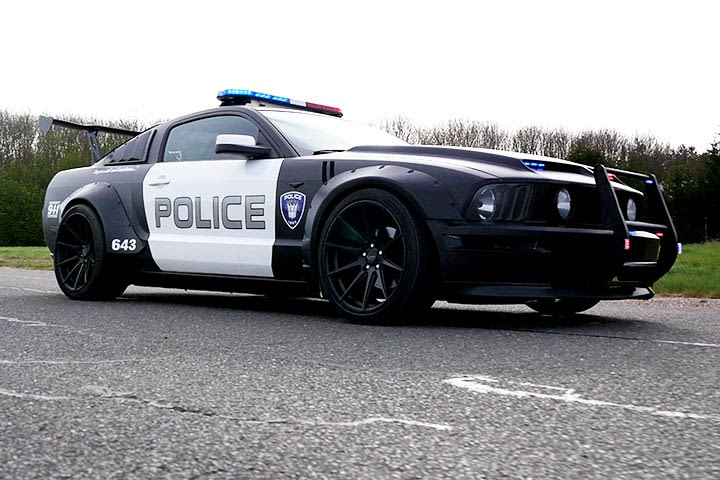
1 267 719 479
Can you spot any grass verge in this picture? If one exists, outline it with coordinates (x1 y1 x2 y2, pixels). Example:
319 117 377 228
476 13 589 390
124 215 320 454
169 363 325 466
0 246 53 270
0 242 718 297
654 241 720 298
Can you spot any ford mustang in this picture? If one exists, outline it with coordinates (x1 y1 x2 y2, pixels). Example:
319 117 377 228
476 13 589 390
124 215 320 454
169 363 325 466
41 89 679 322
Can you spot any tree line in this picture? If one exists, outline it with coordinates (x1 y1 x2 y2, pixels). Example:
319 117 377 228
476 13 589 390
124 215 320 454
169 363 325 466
0 110 717 246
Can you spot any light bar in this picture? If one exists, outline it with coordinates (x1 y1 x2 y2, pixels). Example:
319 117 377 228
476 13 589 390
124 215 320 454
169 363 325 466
523 160 545 171
217 89 343 117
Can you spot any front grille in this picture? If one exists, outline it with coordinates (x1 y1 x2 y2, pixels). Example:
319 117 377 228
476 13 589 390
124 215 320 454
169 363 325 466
494 184 533 221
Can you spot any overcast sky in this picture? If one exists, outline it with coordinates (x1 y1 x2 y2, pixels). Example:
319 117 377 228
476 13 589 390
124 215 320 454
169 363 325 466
1 0 718 150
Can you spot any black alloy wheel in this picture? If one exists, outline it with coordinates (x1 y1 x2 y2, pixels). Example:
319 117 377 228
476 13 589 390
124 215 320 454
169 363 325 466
54 204 126 300
319 189 434 322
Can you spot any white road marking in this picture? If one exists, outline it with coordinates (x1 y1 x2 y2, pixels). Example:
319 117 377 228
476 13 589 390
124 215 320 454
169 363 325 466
80 385 136 398
0 315 109 340
655 339 720 348
0 285 56 294
80 385 452 430
0 388 68 401
0 315 48 327
0 358 152 365
0 272 52 280
309 417 452 430
445 375 720 422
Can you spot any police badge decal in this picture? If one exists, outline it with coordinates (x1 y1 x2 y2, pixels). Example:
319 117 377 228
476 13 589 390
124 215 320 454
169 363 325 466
280 191 306 230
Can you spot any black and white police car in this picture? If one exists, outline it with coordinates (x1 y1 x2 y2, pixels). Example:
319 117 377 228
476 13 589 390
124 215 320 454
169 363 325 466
41 89 679 321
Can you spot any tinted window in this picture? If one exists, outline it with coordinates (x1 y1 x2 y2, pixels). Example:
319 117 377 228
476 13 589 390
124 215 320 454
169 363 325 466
163 116 264 162
102 129 154 164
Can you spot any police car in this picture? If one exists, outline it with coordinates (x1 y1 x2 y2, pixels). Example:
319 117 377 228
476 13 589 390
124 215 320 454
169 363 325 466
41 89 679 322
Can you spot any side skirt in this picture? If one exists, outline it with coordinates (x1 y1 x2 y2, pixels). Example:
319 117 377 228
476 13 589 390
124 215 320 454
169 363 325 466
129 271 311 297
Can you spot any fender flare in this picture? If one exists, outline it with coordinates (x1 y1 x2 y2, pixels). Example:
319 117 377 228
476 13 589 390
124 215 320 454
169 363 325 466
300 165 462 288
59 182 146 255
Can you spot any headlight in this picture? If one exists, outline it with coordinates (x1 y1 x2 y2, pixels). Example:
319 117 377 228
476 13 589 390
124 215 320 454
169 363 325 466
556 188 572 220
467 184 533 222
626 198 637 221
474 186 496 220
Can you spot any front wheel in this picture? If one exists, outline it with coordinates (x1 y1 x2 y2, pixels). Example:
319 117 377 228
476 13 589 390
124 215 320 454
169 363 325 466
318 189 434 323
54 204 127 300
526 299 600 316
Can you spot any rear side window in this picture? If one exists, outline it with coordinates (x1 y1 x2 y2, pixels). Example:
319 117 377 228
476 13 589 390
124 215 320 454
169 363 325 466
163 116 267 162
104 129 155 164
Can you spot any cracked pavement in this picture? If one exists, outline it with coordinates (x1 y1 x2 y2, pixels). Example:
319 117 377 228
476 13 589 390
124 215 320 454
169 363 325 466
1 268 719 478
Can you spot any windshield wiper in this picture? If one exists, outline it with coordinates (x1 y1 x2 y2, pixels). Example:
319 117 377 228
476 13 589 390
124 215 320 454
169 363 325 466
313 149 346 155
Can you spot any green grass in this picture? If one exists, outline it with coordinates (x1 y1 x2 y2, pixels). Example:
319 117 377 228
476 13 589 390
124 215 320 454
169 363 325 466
654 241 720 298
0 242 718 297
0 246 53 270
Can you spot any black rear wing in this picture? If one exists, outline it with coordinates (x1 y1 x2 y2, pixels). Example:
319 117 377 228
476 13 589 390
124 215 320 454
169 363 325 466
38 116 140 163
594 164 678 283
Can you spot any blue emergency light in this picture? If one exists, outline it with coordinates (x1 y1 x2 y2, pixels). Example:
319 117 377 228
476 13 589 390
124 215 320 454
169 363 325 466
523 160 545 171
217 89 343 117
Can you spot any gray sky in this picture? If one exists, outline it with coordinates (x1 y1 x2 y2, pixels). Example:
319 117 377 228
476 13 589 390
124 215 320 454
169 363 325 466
1 0 718 150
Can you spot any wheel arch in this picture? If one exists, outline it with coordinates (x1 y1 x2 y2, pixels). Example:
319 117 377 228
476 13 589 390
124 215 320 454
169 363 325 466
301 165 461 292
58 182 146 255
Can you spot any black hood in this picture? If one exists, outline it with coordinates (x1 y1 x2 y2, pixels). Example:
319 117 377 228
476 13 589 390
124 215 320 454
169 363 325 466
343 145 601 186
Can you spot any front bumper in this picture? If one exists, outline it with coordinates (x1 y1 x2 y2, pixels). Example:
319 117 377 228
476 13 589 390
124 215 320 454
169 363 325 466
430 165 679 303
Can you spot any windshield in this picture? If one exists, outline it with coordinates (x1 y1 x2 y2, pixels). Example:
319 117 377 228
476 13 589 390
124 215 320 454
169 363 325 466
259 109 407 156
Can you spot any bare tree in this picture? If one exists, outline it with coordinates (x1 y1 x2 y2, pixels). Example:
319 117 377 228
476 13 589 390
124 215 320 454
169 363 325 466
512 125 545 155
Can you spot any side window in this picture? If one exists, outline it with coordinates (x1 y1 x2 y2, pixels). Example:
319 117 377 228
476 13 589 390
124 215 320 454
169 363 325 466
163 116 268 162
103 129 155 164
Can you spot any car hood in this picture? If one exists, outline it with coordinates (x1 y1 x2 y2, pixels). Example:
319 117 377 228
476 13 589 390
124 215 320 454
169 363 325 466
342 145 597 184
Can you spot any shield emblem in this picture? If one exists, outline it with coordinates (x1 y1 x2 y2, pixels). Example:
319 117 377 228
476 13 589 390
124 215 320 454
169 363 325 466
280 191 306 230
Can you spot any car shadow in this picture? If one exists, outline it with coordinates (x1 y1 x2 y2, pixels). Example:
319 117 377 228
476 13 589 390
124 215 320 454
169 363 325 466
396 304 659 337
121 290 652 336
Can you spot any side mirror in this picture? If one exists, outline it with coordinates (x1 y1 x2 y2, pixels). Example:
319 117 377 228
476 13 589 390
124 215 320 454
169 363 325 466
215 134 271 159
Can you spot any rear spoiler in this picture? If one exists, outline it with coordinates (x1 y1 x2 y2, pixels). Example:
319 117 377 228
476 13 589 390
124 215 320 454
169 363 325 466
38 116 140 163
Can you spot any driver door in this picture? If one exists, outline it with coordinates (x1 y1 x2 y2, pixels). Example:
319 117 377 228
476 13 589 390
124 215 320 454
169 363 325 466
142 115 283 277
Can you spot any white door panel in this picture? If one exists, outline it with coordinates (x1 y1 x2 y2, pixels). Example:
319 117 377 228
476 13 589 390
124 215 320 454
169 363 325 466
143 159 283 277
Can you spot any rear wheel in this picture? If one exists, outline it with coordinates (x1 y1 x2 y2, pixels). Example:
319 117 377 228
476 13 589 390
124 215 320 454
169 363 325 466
526 299 600 315
54 204 127 300
318 189 434 323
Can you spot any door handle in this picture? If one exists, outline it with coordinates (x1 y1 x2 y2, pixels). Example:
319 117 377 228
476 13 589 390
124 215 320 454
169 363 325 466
148 176 170 186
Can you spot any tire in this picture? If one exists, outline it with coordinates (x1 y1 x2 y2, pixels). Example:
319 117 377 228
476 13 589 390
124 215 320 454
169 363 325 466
526 299 600 316
53 204 127 300
318 188 435 323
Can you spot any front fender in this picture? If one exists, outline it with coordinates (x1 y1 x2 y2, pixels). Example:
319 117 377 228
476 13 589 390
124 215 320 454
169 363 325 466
59 182 146 255
300 165 462 288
